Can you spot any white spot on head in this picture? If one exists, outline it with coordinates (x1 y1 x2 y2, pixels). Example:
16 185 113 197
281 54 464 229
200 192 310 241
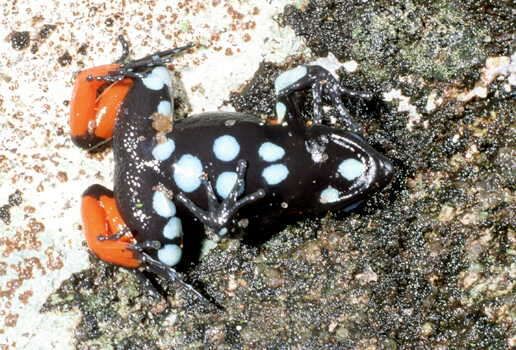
262 164 289 185
157 100 172 115
157 244 182 266
142 66 171 91
215 171 238 199
163 217 183 240
213 135 240 162
259 142 285 162
338 158 364 181
173 154 203 192
274 66 308 93
152 138 175 161
320 186 341 204
275 102 287 122
152 191 176 217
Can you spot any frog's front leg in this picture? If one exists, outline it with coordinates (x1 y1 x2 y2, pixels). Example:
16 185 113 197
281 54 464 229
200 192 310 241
176 159 266 241
273 65 373 132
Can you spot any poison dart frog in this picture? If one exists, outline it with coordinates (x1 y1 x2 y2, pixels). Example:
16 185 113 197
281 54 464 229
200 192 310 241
69 39 393 296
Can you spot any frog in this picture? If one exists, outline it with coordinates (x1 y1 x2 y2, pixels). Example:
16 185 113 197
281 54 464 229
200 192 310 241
69 39 394 297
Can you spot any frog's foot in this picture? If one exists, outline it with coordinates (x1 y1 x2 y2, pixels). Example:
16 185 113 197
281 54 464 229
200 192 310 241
89 41 194 83
176 159 266 241
135 250 217 307
274 65 372 132
81 184 141 268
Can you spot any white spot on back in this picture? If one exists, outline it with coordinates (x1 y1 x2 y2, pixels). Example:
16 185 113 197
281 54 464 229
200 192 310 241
274 66 308 93
215 171 238 199
320 186 341 204
262 164 289 185
142 66 171 91
275 102 287 122
258 142 285 162
163 217 183 240
173 154 203 192
213 135 240 162
152 191 176 217
338 158 364 181
157 100 172 115
152 138 175 161
153 66 172 86
157 244 182 266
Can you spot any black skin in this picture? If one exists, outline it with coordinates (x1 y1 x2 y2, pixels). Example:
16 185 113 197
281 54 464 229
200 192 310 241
76 42 394 305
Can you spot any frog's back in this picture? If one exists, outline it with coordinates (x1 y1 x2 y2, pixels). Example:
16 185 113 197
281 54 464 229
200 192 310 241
113 111 320 241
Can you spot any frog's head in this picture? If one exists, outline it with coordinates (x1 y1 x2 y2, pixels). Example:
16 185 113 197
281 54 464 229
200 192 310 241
309 130 394 210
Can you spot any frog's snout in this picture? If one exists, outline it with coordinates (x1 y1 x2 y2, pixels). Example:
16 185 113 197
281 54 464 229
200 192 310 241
375 155 395 188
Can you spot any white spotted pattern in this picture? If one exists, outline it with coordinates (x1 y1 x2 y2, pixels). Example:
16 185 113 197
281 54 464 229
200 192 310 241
152 138 175 161
274 66 308 93
259 142 285 162
275 102 287 122
262 164 289 185
213 135 240 162
157 100 172 115
157 244 182 266
173 154 203 192
338 158 364 181
320 186 341 204
152 191 176 217
215 171 238 199
142 66 171 91
163 217 183 240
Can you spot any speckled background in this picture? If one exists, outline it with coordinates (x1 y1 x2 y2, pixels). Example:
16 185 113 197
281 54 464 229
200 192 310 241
1 0 514 349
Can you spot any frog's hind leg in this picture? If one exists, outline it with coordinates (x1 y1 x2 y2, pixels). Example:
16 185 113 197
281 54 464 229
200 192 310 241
82 185 215 306
70 64 134 150
273 65 373 132
70 38 193 151
81 184 141 268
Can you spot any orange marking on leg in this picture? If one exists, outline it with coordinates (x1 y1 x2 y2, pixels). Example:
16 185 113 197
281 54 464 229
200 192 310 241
94 78 133 139
266 118 281 125
81 194 140 268
69 64 133 142
99 195 134 244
